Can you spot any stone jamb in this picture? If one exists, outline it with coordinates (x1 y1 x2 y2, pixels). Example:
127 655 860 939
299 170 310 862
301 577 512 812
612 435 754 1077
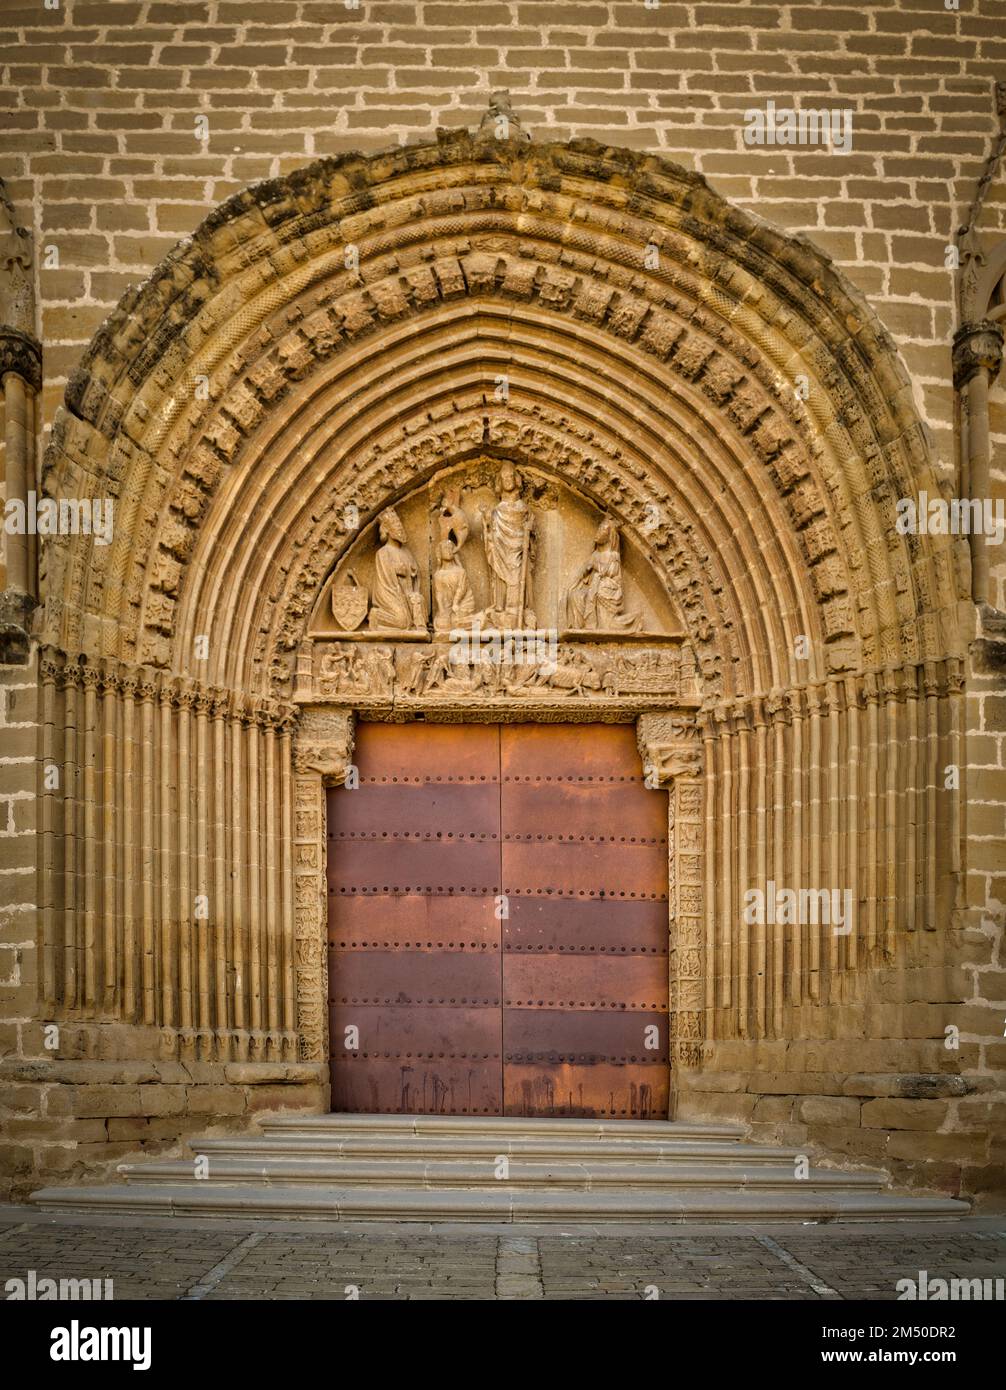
295 702 703 1113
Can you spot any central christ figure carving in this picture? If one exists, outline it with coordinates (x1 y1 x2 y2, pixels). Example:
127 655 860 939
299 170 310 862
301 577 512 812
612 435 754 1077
479 463 536 628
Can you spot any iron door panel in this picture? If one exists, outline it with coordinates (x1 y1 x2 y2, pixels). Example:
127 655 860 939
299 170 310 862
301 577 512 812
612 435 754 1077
329 1003 502 1055
502 839 668 900
504 1008 669 1061
329 893 501 949
331 949 502 1006
503 955 666 1010
334 1057 503 1116
499 722 647 781
501 780 667 843
503 1062 669 1119
353 721 500 780
327 723 503 1117
329 837 500 895
328 781 501 839
503 896 667 954
500 723 670 1120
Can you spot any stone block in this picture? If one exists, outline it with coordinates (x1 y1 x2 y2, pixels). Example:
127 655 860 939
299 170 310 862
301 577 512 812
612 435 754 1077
751 1095 794 1123
886 1132 989 1163
136 1084 186 1116
246 1083 326 1113
842 1073 970 1099
674 1092 757 1121
184 1085 247 1116
46 1084 143 1118
861 1098 949 1130
797 1096 861 1125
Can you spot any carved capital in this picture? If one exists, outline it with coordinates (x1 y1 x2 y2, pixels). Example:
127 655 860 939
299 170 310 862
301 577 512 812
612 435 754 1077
952 319 1004 390
0 328 42 392
293 708 355 781
636 712 703 787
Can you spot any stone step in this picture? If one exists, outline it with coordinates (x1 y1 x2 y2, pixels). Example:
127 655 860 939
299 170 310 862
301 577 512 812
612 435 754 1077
29 1114 971 1223
30 1181 969 1223
191 1133 796 1164
114 1156 888 1191
255 1114 745 1142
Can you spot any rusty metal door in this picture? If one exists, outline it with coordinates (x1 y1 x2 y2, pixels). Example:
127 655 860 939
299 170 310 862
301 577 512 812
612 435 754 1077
327 723 503 1116
500 725 669 1118
328 723 668 1118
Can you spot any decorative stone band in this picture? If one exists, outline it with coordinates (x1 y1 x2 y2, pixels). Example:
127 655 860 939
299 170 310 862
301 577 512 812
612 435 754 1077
952 318 1005 391
637 713 705 1067
38 646 297 730
702 658 964 732
291 710 355 1062
0 326 42 392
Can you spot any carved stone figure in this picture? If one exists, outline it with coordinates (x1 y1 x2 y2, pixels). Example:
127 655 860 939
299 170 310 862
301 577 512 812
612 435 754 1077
318 645 370 695
566 517 641 632
508 648 603 696
479 463 536 628
432 488 476 633
602 647 681 696
369 507 426 631
370 645 395 691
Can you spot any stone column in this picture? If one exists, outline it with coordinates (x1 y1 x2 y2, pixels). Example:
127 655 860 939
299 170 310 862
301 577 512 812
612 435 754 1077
952 318 1004 613
0 178 41 661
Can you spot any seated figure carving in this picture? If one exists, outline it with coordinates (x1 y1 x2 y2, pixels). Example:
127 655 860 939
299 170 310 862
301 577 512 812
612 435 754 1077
566 517 641 632
369 507 427 632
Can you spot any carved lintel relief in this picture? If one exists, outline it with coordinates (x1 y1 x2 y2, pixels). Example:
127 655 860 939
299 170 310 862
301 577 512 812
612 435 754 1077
637 713 705 1067
291 709 355 1063
302 459 699 717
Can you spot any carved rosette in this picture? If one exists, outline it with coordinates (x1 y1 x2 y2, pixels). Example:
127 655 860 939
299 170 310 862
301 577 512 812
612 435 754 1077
637 713 705 1066
292 709 355 1062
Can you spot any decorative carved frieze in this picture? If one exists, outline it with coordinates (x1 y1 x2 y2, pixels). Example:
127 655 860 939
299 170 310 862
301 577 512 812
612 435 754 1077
303 636 695 715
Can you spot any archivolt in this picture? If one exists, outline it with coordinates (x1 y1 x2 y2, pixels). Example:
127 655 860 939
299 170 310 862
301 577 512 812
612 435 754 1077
39 133 961 698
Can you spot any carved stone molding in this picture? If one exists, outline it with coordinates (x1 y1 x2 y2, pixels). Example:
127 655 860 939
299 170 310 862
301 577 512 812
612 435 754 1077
0 176 35 339
39 134 956 707
669 774 705 1067
291 709 355 1064
635 712 705 1066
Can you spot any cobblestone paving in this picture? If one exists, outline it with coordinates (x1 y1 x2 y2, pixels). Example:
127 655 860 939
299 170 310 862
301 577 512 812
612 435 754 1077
0 1214 1003 1301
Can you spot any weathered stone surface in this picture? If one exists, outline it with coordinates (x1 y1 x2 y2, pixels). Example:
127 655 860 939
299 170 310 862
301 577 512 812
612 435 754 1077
861 1099 950 1131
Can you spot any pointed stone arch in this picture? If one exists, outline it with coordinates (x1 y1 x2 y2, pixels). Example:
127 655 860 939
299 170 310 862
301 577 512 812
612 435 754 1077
31 134 965 1145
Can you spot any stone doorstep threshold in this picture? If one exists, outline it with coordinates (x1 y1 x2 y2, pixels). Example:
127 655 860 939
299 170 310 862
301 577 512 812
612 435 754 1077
2 1206 1003 1239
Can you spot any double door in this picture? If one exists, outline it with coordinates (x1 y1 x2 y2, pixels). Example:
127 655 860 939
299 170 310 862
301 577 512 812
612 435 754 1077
327 722 669 1118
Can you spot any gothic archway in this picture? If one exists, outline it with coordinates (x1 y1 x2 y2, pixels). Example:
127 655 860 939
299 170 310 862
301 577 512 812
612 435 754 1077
34 132 963 1091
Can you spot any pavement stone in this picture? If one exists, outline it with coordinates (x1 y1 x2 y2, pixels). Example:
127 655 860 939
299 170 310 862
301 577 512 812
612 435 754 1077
0 1211 1003 1300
